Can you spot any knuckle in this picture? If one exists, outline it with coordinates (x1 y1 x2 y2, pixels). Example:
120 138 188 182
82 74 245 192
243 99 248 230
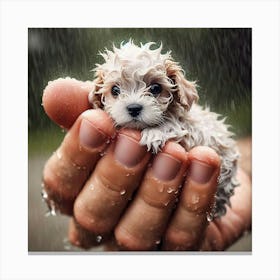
165 228 197 250
73 197 112 235
114 226 154 251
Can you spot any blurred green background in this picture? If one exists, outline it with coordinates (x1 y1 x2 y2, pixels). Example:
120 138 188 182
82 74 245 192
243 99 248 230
28 28 251 252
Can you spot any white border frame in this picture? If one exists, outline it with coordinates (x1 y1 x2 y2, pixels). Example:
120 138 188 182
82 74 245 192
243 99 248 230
1 0 280 279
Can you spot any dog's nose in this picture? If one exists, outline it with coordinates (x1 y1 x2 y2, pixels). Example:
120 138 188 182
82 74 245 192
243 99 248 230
127 103 143 117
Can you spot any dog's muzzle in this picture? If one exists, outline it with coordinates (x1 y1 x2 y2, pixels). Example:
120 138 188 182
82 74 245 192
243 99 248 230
126 103 143 117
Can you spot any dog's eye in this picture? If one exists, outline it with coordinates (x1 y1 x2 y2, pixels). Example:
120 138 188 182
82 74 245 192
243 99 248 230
111 85 120 96
149 83 162 96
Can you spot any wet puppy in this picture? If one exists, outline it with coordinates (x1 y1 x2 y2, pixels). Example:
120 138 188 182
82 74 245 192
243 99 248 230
88 40 239 217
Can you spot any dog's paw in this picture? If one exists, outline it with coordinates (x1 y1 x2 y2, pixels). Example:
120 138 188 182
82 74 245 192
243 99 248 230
140 128 166 154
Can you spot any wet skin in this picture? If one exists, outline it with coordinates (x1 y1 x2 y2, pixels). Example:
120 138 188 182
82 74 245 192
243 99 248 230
42 78 252 251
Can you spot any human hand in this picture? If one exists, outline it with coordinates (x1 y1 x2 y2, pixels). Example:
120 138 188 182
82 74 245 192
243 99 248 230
42 78 251 251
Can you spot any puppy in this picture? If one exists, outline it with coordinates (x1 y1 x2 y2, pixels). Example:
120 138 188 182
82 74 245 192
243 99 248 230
88 40 239 218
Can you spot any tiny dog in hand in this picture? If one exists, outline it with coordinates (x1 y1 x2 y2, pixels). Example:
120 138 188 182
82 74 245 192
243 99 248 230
88 40 239 217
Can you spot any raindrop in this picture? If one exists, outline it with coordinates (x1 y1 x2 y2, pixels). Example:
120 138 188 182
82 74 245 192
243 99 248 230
120 189 126 195
56 149 62 159
167 187 174 194
41 188 48 200
191 194 200 204
96 235 103 243
45 200 57 217
158 185 164 193
206 211 214 222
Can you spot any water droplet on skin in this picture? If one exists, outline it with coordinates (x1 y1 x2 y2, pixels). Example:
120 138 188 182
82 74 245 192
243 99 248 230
96 235 103 243
164 201 169 207
45 200 57 217
56 149 62 159
106 139 110 144
155 239 161 245
191 194 200 204
125 173 130 177
167 187 174 194
89 184 94 190
41 188 48 200
120 189 126 195
158 185 164 193
206 211 214 222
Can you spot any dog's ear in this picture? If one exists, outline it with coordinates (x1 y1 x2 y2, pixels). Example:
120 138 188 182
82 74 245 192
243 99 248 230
88 70 104 109
165 59 198 111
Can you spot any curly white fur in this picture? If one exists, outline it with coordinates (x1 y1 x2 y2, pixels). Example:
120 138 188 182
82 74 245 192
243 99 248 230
88 40 239 217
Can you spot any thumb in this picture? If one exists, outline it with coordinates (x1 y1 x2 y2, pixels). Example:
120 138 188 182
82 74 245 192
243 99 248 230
42 78 93 129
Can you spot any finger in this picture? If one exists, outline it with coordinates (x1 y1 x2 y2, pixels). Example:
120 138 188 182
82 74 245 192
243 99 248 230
114 142 189 250
42 78 93 129
68 218 121 250
73 129 151 236
201 168 252 250
68 218 102 249
42 109 115 215
163 146 220 251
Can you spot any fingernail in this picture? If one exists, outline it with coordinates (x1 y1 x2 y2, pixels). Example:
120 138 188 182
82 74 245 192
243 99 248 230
114 134 147 167
189 161 215 184
152 153 181 181
79 119 107 149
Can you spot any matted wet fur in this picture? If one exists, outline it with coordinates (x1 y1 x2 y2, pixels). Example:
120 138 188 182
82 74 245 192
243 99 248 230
88 40 239 217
